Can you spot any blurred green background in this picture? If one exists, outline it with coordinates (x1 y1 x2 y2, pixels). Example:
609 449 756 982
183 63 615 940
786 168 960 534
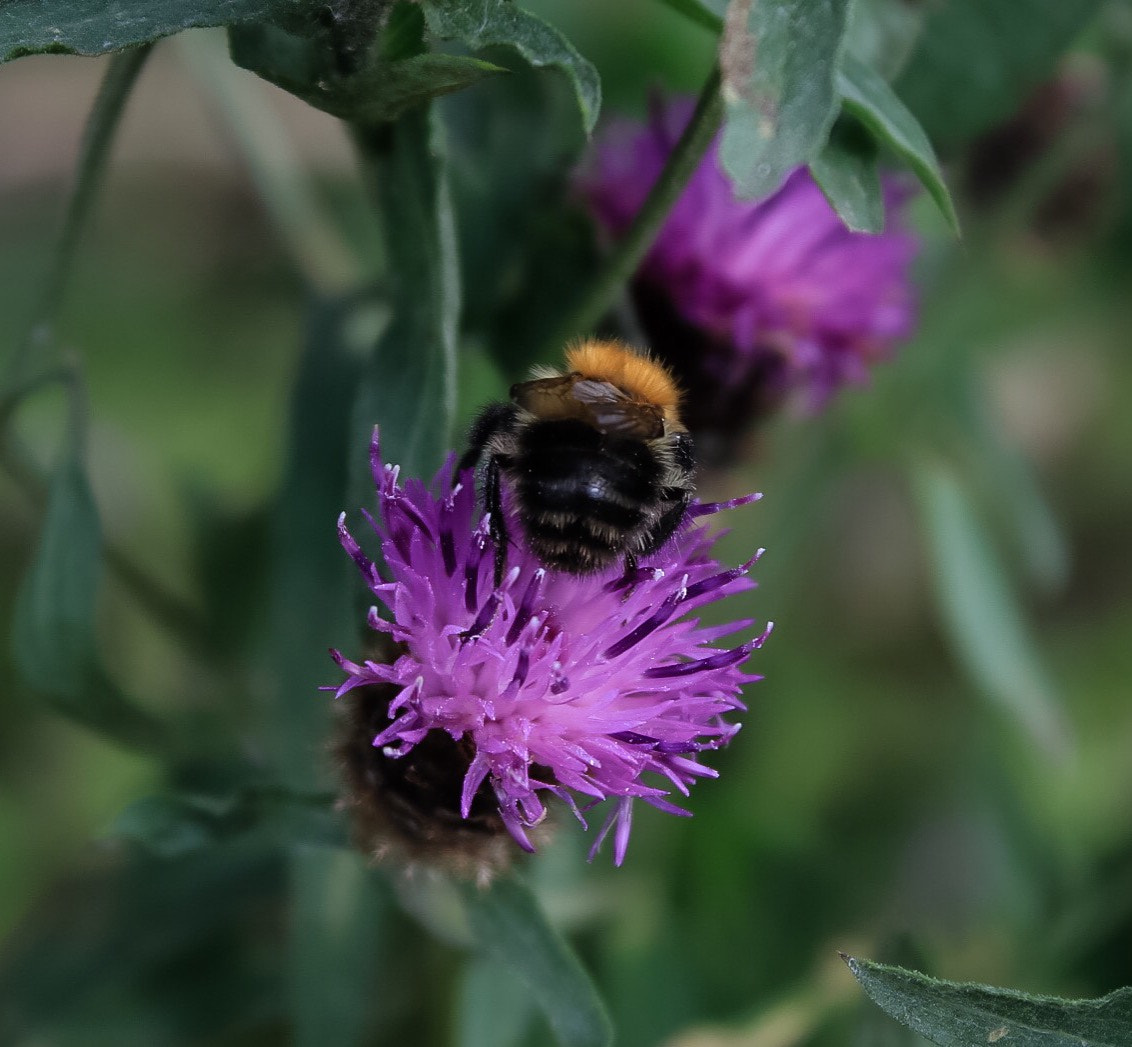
2 2 1132 1045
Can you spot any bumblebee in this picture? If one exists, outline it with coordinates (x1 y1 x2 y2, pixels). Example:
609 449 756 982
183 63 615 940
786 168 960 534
459 340 696 585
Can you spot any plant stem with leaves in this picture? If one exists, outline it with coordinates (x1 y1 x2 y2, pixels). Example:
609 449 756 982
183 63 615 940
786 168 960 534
542 65 723 354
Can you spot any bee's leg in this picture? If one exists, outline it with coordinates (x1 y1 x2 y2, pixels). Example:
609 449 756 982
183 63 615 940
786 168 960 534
457 402 518 589
636 431 696 563
457 403 517 483
484 454 510 589
637 490 694 562
623 550 639 579
460 454 509 640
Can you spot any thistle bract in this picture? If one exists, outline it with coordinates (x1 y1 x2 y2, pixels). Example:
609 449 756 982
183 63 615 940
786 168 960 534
331 430 768 866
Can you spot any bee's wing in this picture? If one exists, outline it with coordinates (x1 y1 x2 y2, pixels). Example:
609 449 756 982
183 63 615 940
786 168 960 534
571 379 665 438
512 375 664 438
511 375 582 418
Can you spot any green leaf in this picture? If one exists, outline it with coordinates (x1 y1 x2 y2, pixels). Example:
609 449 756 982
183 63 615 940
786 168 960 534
12 452 100 694
11 447 167 751
982 447 1070 597
230 21 506 124
421 0 601 133
809 117 884 233
910 460 1069 758
845 955 1132 1047
837 53 959 233
894 0 1106 149
718 0 851 200
268 296 362 794
460 875 613 1047
290 847 389 1047
0 0 307 62
352 105 459 482
456 956 536 1047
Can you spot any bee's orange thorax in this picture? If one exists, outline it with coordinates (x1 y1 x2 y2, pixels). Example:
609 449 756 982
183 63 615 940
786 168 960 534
564 340 682 426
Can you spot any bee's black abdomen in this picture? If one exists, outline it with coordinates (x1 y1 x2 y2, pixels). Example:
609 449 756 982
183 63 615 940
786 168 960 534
511 419 663 572
459 354 697 582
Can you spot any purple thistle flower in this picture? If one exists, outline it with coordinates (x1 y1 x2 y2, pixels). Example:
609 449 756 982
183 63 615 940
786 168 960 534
578 97 919 458
330 429 769 868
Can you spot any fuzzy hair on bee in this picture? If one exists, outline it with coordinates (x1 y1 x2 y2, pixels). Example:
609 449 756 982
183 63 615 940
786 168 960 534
459 339 696 585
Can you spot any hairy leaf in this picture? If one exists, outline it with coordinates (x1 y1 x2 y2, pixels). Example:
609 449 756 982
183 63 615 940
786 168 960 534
838 53 959 232
0 0 309 62
846 955 1132 1047
718 0 851 199
843 0 924 81
421 0 601 133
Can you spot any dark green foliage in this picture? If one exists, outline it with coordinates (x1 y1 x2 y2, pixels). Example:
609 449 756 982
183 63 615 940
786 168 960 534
0 1 1128 1046
443 58 595 374
896 0 1108 149
0 842 288 1044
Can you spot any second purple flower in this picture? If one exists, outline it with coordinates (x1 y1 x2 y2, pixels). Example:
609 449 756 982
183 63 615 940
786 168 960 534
578 98 919 458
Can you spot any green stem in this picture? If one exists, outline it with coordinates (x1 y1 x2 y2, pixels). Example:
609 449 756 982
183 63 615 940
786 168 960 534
5 45 153 390
541 65 723 355
347 107 459 480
